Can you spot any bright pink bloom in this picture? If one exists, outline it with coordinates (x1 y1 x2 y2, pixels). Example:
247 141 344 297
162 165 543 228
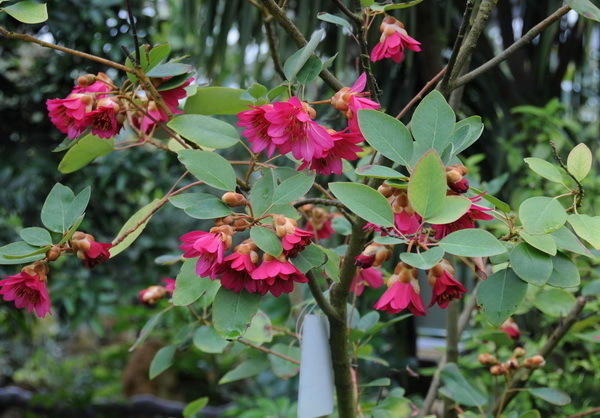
346 74 380 132
84 101 122 139
351 268 384 296
265 97 334 161
429 271 467 308
219 251 265 294
298 129 363 175
281 227 313 258
237 104 278 156
250 256 308 297
431 194 494 239
46 94 94 139
137 102 170 135
500 318 521 340
374 281 426 316
394 212 422 235
82 241 112 268
158 77 193 112
162 278 176 293
448 177 469 194
370 18 421 63
0 270 51 318
180 230 231 278
73 79 112 95
305 218 335 240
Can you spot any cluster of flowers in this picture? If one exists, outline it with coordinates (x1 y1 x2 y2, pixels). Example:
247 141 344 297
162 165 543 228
237 74 379 175
0 232 112 317
46 72 191 140
479 347 545 377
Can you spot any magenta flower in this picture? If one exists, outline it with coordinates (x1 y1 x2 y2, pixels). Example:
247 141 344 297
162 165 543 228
370 17 421 63
219 244 265 294
158 77 193 112
305 218 335 240
431 194 494 239
180 227 233 278
298 129 363 175
0 264 51 318
82 241 112 269
500 318 521 340
46 94 94 139
162 278 176 293
351 268 384 296
281 227 313 258
250 255 308 297
374 280 426 316
265 97 334 161
428 269 466 308
347 74 380 132
84 99 122 139
237 104 278 156
137 102 170 134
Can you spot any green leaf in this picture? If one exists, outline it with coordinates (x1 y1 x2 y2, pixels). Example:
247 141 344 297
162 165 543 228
58 134 113 174
509 243 553 286
147 42 171 71
439 229 506 257
567 143 593 181
410 91 455 154
291 243 326 273
40 183 76 233
317 12 353 32
582 279 600 296
19 227 52 247
552 226 593 257
546 252 580 288
246 83 268 99
439 363 487 407
149 345 177 379
283 29 324 83
267 85 289 102
523 158 563 183
272 171 315 205
177 150 237 191
172 258 213 306
332 216 352 235
146 62 192 78
184 87 253 115
130 310 165 351
110 199 161 258
329 182 394 227
193 326 229 353
477 268 527 327
316 245 341 282
167 115 239 149
470 187 511 213
183 397 209 418
532 288 576 317
370 0 425 11
0 241 46 265
4 1 47 24
567 214 600 250
527 387 571 406
425 195 471 224
450 116 484 156
519 231 557 256
218 356 270 384
408 150 447 219
250 227 282 257
268 343 301 379
355 165 407 179
249 169 275 216
244 310 273 343
296 55 323 85
519 197 567 235
357 109 413 167
565 0 600 22
169 193 233 219
213 287 262 339
400 247 444 269
360 378 391 387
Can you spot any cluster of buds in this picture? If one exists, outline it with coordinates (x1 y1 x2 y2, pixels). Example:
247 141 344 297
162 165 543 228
355 242 392 269
139 278 175 305
446 164 469 194
299 205 335 240
479 348 546 376
70 232 113 269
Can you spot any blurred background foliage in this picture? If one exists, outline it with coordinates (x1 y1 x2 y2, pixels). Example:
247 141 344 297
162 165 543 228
0 0 598 415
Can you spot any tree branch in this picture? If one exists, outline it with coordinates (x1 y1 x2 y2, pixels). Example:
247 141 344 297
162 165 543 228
306 271 342 324
237 338 301 365
293 198 346 210
453 5 571 90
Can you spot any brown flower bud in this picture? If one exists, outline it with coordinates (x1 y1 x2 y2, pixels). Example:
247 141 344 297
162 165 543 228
513 347 526 358
446 169 462 183
478 353 498 366
377 183 394 198
490 364 506 376
77 74 96 87
524 355 545 369
46 246 62 262
221 192 247 207
140 285 167 305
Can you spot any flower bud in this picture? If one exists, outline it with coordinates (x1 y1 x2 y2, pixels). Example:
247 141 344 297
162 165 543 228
222 192 247 207
478 353 498 365
77 74 96 87
524 355 545 369
331 87 351 111
513 347 526 358
490 364 506 376
301 102 317 119
46 246 62 262
139 285 167 305
377 184 394 198
97 97 120 113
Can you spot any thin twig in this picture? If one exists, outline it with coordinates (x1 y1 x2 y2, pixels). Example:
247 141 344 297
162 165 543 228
237 338 301 365
124 0 141 66
293 198 346 209
396 67 447 120
264 18 287 80
332 0 361 24
306 271 342 323
550 140 585 211
453 5 571 90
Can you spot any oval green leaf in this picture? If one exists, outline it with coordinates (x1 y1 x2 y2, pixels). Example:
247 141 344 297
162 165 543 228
400 247 444 269
272 171 315 206
58 134 114 174
509 242 553 286
355 165 407 179
565 0 600 22
110 199 161 258
425 195 471 224
329 182 394 227
149 345 177 379
172 258 213 306
410 90 455 154
184 87 253 115
145 62 192 78
547 252 580 288
357 109 413 167
527 387 571 406
177 150 237 191
0 241 46 265
552 226 593 257
523 157 563 183
477 268 528 327
519 231 557 256
193 326 229 353
567 143 593 181
212 287 262 339
440 229 507 257
408 150 447 219
250 226 283 257
183 397 209 418
519 196 567 235
283 29 324 83
4 1 48 24
567 214 600 250
532 288 576 317
451 116 484 156
439 363 487 407
19 227 52 247
167 115 239 149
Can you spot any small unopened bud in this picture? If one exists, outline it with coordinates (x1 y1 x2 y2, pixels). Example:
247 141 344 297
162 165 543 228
446 169 462 183
139 285 167 305
490 364 506 376
524 355 545 369
478 353 498 366
46 246 62 262
505 358 519 370
513 347 526 358
97 97 120 113
77 74 96 87
377 184 394 198
301 102 317 119
222 192 247 207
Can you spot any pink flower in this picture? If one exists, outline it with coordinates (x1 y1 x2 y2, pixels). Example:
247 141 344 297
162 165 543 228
46 94 94 139
180 227 234 278
298 129 363 175
281 227 313 258
70 232 112 268
158 77 193 112
370 17 421 63
237 104 278 156
250 255 308 297
73 73 113 95
218 242 265 294
0 263 51 318
351 268 384 296
355 243 392 269
137 102 170 135
162 278 176 293
428 263 466 308
374 280 426 316
84 98 122 139
431 194 494 239
305 218 335 240
500 318 521 340
331 73 380 133
265 97 334 161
